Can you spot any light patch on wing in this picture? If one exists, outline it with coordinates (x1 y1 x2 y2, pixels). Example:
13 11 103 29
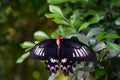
77 49 84 57
74 49 80 57
80 48 86 57
34 46 44 56
72 52 75 57
50 58 59 63
74 48 85 57
73 46 90 57
81 46 89 56
61 58 67 63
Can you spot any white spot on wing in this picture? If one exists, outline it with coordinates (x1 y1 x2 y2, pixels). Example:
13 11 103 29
34 46 39 54
74 49 80 57
81 46 89 56
39 48 44 56
42 52 45 56
80 48 86 57
61 58 67 63
34 46 44 56
77 49 84 57
72 53 75 57
34 46 40 55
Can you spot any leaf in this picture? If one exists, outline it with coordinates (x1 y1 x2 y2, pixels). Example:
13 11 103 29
118 53 120 57
95 70 106 79
95 32 106 41
53 18 69 25
20 41 35 49
60 27 76 36
87 9 100 24
93 42 107 51
16 52 29 63
70 12 76 27
109 49 119 58
49 5 63 17
33 31 49 40
37 4 48 15
87 27 104 37
115 17 120 25
110 0 117 8
89 38 96 45
104 33 120 38
77 71 84 79
89 14 100 24
78 22 90 31
87 9 97 15
0 13 4 19
51 29 60 38
45 13 63 18
65 33 89 45
47 0 71 4
106 41 120 51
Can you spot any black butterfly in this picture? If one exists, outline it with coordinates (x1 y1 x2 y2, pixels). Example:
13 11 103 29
30 35 96 75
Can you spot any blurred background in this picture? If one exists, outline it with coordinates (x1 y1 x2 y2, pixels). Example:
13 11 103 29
0 0 120 80
0 0 57 80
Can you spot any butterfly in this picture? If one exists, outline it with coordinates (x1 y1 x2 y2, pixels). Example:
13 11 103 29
30 35 97 75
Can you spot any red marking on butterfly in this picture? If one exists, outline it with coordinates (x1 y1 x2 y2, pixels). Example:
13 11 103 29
30 35 96 75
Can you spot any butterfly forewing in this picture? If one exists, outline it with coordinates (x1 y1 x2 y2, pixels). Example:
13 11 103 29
29 38 97 75
30 39 57 60
60 39 97 61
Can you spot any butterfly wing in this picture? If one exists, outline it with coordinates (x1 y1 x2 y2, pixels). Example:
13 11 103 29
60 39 97 61
30 39 57 60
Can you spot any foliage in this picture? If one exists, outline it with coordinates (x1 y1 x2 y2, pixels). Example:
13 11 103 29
1 0 120 80
18 0 120 80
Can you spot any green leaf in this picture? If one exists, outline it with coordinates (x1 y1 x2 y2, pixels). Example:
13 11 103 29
87 9 100 24
87 27 104 37
110 0 117 8
93 42 107 51
115 17 120 25
74 20 83 27
106 41 120 51
65 33 89 45
37 4 48 15
20 41 35 49
95 32 106 41
53 18 69 25
95 70 106 79
70 12 76 27
5 6 13 14
47 0 71 4
89 14 100 24
61 27 76 36
104 33 120 38
0 13 4 19
51 29 60 38
49 5 63 17
16 52 29 63
78 22 90 31
45 13 63 18
87 9 97 15
33 31 49 40
118 53 120 57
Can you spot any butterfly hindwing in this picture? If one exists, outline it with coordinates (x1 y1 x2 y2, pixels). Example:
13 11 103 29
29 38 96 75
30 39 57 60
60 39 97 61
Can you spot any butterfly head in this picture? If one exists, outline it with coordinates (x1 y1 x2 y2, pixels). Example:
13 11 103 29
57 34 61 40
56 34 61 48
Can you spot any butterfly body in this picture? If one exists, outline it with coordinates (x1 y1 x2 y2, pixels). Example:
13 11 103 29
30 35 96 75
